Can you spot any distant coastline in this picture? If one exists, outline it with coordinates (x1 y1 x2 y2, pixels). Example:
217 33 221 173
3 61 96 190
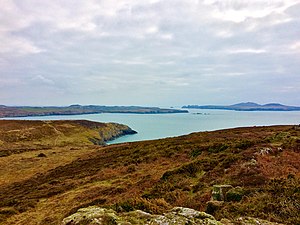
183 102 300 111
0 105 188 118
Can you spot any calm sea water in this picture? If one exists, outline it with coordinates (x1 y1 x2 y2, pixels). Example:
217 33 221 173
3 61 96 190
6 109 300 144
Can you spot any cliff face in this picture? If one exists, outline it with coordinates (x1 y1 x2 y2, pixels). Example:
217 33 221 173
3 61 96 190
89 122 137 145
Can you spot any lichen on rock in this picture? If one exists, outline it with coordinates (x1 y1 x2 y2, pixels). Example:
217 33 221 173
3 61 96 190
62 206 121 225
62 206 224 225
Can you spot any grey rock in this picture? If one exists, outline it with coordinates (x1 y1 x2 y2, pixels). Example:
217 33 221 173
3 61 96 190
62 206 224 225
62 206 284 225
211 185 233 201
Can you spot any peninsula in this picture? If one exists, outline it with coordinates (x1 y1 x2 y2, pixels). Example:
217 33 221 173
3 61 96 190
0 105 188 118
183 102 300 111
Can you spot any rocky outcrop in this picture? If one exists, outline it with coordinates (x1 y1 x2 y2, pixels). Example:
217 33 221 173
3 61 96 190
62 206 285 225
235 217 284 225
88 122 137 145
101 123 137 143
207 185 245 214
210 185 245 202
211 185 233 201
62 206 223 225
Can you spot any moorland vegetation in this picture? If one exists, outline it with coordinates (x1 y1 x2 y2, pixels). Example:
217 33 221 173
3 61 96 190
0 120 299 224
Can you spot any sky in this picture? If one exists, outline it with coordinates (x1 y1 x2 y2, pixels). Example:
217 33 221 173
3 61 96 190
1 0 300 107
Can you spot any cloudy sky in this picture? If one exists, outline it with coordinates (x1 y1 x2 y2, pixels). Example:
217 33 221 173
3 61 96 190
1 0 300 106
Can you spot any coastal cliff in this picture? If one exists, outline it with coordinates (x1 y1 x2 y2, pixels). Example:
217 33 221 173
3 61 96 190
0 120 136 157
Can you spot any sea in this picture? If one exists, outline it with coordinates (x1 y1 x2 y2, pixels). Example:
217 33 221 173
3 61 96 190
6 109 300 144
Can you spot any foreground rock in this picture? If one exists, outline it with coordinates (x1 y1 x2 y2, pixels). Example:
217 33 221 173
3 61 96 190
235 217 284 225
62 206 284 225
62 206 223 225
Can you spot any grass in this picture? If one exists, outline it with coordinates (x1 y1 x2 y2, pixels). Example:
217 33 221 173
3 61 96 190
0 122 299 224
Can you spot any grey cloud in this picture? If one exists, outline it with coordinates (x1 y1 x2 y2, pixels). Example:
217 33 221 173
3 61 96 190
0 0 300 106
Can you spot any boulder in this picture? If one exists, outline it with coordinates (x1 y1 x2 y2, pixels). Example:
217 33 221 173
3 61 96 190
236 217 284 225
211 185 233 201
62 206 121 225
62 206 284 225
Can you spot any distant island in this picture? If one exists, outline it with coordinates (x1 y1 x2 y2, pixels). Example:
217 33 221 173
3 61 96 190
0 105 188 118
183 102 300 111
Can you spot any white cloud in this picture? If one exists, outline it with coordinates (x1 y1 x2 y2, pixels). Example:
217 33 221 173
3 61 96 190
203 0 299 22
145 26 159 34
290 41 300 50
0 35 42 56
112 59 150 65
31 75 55 85
227 48 267 54
215 30 233 38
159 33 174 40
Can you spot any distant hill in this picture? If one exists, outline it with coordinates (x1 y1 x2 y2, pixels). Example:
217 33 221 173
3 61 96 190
183 102 300 111
0 105 188 118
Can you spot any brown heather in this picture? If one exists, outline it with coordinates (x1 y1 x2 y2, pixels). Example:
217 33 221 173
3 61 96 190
0 120 299 225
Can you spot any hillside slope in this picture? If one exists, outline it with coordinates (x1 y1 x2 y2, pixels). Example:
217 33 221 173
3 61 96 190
0 120 136 153
0 120 136 185
0 122 299 225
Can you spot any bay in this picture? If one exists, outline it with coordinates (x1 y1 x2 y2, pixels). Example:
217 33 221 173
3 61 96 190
5 109 300 144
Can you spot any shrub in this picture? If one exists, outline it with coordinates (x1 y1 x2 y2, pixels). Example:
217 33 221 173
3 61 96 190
220 154 242 168
225 187 245 202
190 146 208 158
235 140 254 150
0 207 18 223
208 143 229 153
206 201 224 215
161 161 202 179
37 153 47 157
0 151 10 157
0 207 18 215
127 165 136 173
